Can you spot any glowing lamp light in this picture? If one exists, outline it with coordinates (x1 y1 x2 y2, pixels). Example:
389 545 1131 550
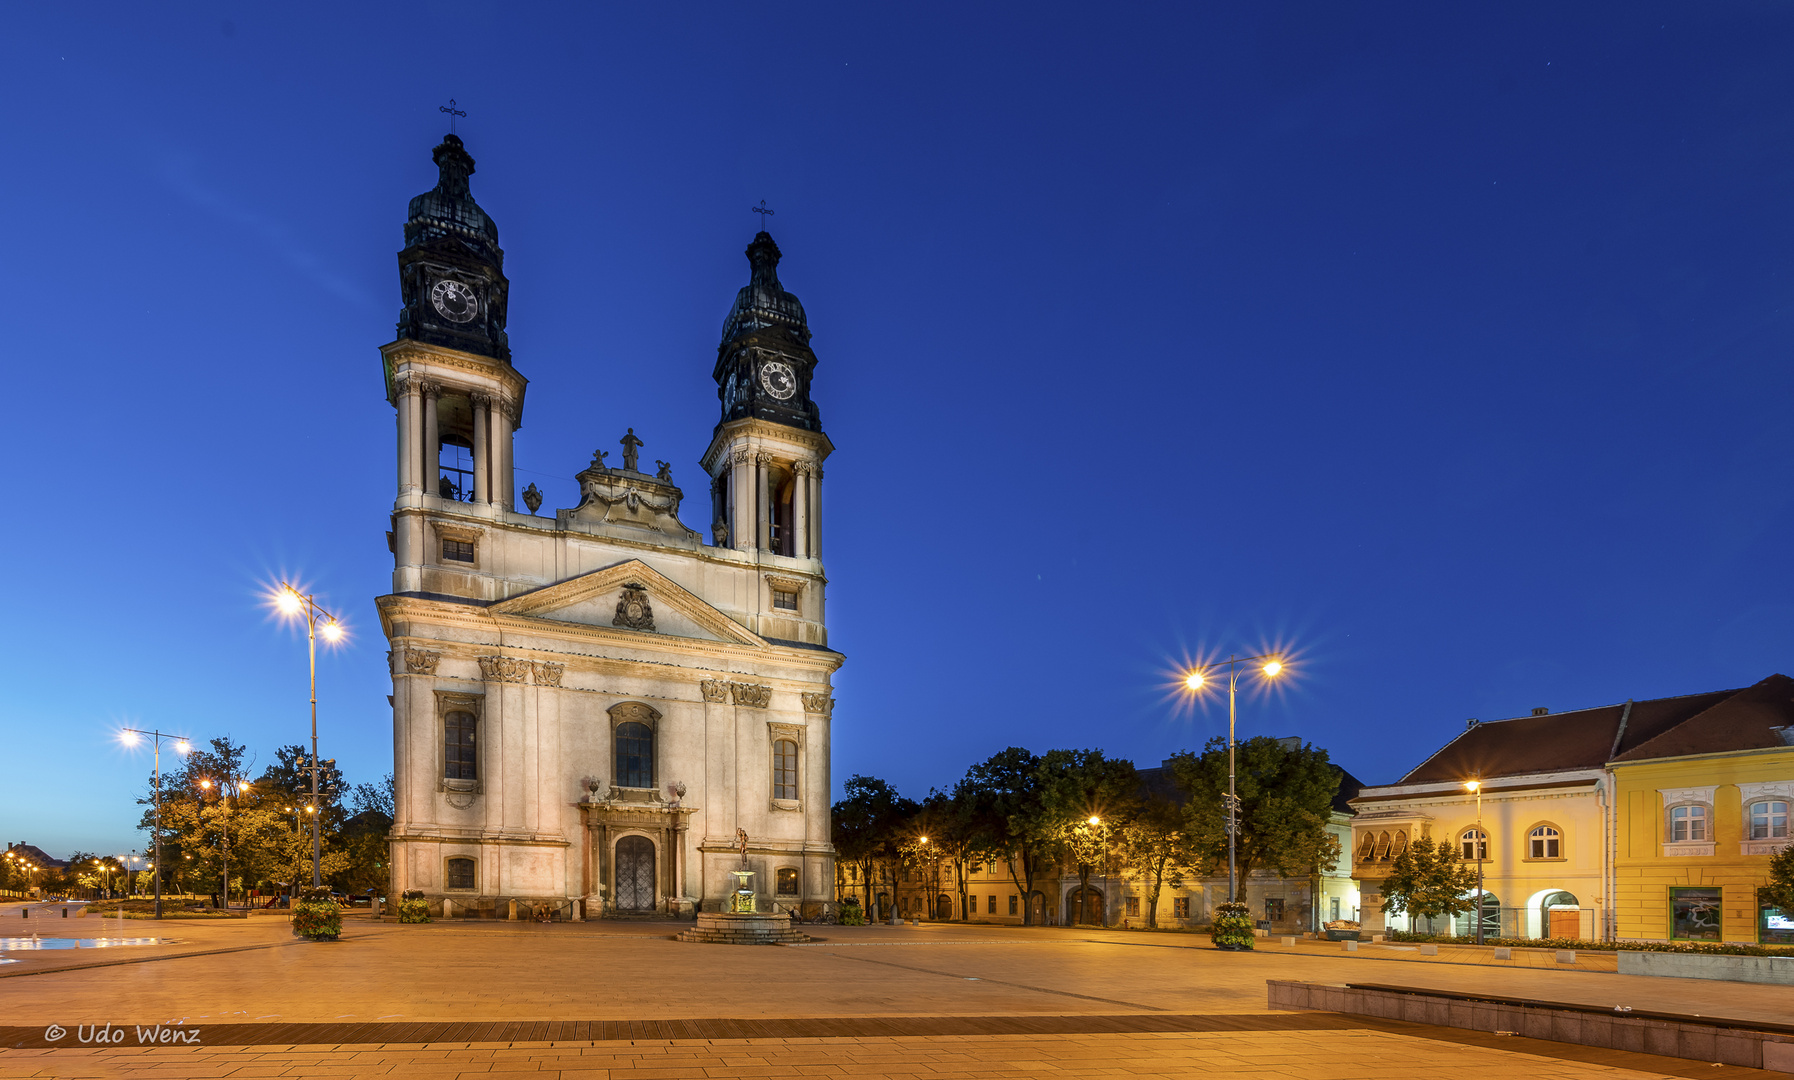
1464 779 1480 794
198 779 212 789
321 620 344 642
1262 661 1283 677
919 836 929 844
176 740 192 755
119 729 140 747
276 588 303 615
1184 672 1205 690
238 781 251 792
1087 816 1101 826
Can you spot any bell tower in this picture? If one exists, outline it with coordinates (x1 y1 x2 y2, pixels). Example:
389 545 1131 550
381 132 527 595
701 231 832 559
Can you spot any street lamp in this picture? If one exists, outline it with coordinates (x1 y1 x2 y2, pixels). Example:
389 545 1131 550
120 727 194 919
273 582 344 888
197 778 253 909
1183 654 1287 905
1464 778 1485 945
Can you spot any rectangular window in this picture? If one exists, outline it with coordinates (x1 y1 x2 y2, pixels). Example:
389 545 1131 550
1125 896 1140 917
1330 897 1341 922
442 539 475 563
1751 801 1790 840
772 589 798 611
1173 897 1190 919
446 857 475 890
1265 898 1285 923
776 868 799 896
444 711 477 781
1763 900 1794 945
773 739 799 800
1671 887 1722 941
1670 804 1709 842
1008 895 1018 915
987 895 997 914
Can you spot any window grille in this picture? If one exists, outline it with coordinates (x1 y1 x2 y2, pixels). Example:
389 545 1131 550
442 539 475 563
446 858 475 890
444 711 476 780
773 739 799 800
776 868 799 896
615 722 653 789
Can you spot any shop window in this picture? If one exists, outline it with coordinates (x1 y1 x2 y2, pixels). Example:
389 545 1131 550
446 857 475 890
1529 825 1562 859
776 868 799 896
1669 804 1708 842
1671 887 1722 941
1173 896 1190 919
1763 900 1794 945
1749 801 1790 840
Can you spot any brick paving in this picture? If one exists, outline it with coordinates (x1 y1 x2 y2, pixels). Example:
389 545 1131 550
0 913 1787 1078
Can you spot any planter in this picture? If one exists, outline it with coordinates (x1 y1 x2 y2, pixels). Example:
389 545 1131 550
291 887 342 940
1325 929 1361 941
1210 901 1255 951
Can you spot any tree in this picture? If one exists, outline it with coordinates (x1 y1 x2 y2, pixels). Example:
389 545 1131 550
831 775 917 917
1169 735 1343 911
961 747 1060 925
1379 834 1478 926
1038 749 1139 926
918 787 1001 920
1763 843 1794 912
1115 797 1189 928
260 745 349 833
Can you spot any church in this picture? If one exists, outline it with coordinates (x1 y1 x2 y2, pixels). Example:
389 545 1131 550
377 132 841 918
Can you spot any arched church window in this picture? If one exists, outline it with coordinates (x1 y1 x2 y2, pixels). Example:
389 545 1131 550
444 711 477 780
615 722 654 789
773 739 799 800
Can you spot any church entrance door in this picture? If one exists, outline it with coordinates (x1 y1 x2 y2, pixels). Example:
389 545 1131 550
614 836 656 912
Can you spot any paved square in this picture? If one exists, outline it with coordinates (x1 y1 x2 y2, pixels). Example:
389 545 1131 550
1 911 1787 1078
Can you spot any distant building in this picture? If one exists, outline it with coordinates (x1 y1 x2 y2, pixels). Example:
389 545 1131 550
5 843 67 870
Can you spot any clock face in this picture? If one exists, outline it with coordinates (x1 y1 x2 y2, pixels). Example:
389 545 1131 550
759 360 797 400
430 279 479 323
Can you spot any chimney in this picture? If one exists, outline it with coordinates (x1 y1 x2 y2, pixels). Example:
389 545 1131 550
1465 718 1479 730
1532 707 1550 716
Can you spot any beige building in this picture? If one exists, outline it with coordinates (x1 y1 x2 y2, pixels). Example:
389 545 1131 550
378 133 842 917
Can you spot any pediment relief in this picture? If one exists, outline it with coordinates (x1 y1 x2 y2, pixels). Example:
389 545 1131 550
489 560 764 647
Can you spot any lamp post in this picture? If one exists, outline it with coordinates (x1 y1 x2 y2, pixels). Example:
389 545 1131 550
274 583 344 888
120 727 193 919
1087 816 1110 928
1184 654 1286 904
1464 778 1485 945
198 778 252 909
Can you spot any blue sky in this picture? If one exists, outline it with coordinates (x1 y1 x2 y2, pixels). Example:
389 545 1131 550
4 3 1792 856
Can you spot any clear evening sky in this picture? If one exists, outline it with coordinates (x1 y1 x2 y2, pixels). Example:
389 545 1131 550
5 4 1791 855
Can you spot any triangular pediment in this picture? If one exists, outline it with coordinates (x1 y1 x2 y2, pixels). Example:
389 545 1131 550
489 560 765 647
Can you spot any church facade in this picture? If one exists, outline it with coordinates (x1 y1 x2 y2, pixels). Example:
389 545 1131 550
376 133 841 918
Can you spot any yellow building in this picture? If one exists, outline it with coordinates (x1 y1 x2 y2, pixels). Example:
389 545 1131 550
1610 674 1794 945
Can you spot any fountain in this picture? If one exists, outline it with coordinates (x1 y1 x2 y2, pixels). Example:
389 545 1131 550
677 829 811 945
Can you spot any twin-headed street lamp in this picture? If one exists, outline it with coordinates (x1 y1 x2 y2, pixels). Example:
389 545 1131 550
119 727 193 919
274 582 343 889
197 777 252 909
1183 654 1287 905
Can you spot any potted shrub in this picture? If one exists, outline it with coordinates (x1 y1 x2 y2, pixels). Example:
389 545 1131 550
397 890 431 924
291 886 343 940
839 898 866 926
1211 901 1254 951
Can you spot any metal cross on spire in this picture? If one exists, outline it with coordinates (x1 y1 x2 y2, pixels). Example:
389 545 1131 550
752 200 775 229
440 98 467 135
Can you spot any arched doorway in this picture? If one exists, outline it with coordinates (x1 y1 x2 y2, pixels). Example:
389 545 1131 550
613 835 656 912
1452 891 1500 938
1066 886 1104 926
1029 891 1045 924
937 894 952 919
1540 890 1579 939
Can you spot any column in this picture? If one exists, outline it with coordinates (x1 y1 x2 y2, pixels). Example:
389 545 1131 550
395 375 419 496
756 454 772 551
730 449 752 551
791 463 809 559
498 401 515 511
422 384 441 500
808 467 822 558
487 397 505 509
471 392 490 505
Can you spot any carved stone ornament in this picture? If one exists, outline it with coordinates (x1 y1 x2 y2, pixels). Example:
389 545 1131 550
533 661 565 688
700 679 731 704
800 692 834 716
712 520 730 547
445 792 476 810
404 648 442 675
477 656 532 684
730 682 772 709
522 482 543 514
471 390 493 408
422 381 442 400
613 584 656 631
732 448 753 465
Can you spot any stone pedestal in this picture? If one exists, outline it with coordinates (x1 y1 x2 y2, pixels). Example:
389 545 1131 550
677 910 811 945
